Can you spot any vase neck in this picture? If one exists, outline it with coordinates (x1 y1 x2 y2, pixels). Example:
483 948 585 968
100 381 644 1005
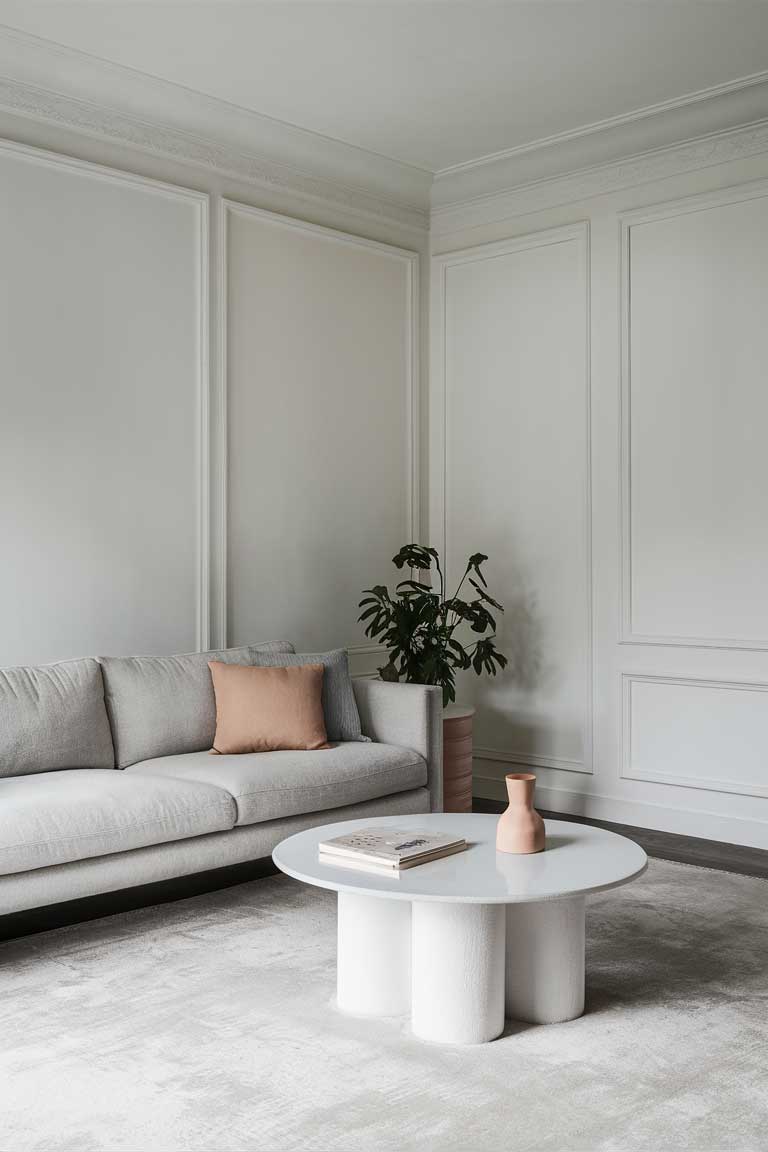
505 775 535 806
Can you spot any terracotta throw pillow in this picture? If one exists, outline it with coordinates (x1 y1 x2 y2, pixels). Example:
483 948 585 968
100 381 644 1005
208 661 329 754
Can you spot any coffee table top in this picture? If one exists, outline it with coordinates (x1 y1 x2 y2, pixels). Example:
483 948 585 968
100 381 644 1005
272 813 647 904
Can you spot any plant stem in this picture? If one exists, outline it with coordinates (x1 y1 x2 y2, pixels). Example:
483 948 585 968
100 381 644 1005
435 552 444 602
443 562 471 634
451 562 472 605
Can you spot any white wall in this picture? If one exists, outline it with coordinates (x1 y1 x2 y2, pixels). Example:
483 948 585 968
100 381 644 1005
0 143 207 663
622 189 768 648
433 150 768 849
3 68 768 848
432 226 590 776
0 128 425 675
225 203 417 670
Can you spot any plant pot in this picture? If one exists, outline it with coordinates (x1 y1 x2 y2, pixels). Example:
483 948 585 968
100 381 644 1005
442 705 475 813
496 772 545 854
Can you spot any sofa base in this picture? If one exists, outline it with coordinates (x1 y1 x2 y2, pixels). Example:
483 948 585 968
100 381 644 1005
0 856 282 942
0 787 430 924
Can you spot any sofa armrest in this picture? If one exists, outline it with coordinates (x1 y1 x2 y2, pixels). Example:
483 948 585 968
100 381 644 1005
352 679 443 812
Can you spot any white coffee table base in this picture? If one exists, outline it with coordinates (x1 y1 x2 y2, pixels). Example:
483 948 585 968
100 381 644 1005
505 896 585 1024
337 892 411 1017
412 901 506 1044
335 892 585 1044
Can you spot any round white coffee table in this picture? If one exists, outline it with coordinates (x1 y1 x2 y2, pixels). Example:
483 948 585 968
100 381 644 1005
273 813 646 1045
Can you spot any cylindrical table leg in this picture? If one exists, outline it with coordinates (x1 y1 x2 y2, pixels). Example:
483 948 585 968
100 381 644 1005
505 896 585 1024
336 892 411 1017
411 902 505 1044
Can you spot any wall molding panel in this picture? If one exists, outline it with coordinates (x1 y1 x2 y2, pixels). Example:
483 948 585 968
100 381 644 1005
619 180 768 652
474 747 592 775
621 673 768 801
223 199 419 665
0 136 211 661
431 222 593 778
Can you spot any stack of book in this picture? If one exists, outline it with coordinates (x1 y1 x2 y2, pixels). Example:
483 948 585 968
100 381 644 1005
318 827 466 875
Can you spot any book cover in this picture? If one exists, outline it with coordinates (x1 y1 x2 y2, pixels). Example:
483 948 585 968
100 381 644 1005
318 827 466 867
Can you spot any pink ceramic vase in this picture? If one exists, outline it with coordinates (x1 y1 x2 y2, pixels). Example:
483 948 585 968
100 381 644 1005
496 772 545 854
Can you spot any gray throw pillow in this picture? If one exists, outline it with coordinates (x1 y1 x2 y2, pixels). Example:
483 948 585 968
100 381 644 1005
249 648 366 743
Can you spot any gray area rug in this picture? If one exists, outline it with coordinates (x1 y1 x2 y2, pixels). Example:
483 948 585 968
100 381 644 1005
1 858 766 1152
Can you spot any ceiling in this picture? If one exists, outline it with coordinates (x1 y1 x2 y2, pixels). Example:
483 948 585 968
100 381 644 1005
1 1 768 173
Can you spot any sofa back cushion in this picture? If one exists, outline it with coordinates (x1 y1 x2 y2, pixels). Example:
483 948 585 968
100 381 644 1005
101 641 294 768
250 648 365 742
0 658 114 778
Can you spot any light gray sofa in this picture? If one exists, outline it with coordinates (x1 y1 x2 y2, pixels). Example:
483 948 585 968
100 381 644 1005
0 642 443 917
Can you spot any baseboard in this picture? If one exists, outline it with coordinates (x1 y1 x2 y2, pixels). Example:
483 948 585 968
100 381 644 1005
473 776 768 851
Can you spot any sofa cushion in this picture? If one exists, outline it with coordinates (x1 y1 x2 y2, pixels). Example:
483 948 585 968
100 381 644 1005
0 658 114 779
209 662 329 753
101 641 295 768
0 769 236 876
250 649 364 742
126 742 428 827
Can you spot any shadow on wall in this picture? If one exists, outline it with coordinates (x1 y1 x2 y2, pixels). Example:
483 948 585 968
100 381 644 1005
463 582 548 705
471 582 587 768
503 586 546 694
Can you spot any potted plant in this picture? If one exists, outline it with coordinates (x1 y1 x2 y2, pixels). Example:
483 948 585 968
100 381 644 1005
358 544 507 812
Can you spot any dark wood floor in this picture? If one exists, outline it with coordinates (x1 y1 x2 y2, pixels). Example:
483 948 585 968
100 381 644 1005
2 801 766 943
473 796 768 879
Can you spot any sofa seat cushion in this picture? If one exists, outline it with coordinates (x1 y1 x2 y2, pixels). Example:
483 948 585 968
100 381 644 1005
0 769 236 877
125 742 428 827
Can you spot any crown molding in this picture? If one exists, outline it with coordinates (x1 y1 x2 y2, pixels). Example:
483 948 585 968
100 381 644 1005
3 23 768 238
0 26 430 232
431 70 768 225
431 117 768 235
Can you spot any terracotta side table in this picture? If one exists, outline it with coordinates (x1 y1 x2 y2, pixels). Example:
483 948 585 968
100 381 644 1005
442 704 475 812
